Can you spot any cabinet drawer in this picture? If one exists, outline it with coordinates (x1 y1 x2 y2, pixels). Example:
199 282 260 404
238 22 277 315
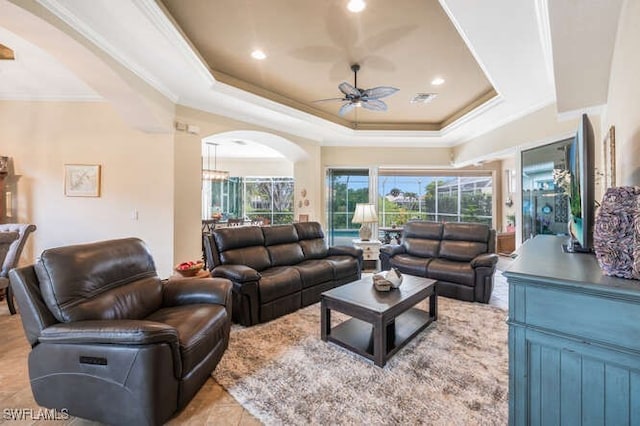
363 252 378 260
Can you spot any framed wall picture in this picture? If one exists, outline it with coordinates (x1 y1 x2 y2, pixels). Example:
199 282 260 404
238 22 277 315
603 125 616 188
64 164 101 197
298 214 309 222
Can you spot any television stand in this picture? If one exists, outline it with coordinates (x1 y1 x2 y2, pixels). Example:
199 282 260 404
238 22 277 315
562 239 591 253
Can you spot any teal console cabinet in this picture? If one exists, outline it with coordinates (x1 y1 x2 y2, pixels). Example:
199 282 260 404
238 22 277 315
504 235 640 425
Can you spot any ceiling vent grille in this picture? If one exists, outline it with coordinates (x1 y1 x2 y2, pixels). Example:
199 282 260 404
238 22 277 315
410 93 438 104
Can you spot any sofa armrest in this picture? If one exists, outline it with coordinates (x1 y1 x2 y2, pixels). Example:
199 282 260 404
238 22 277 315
39 320 179 346
211 264 260 282
470 253 499 268
162 277 232 309
380 244 406 256
328 245 363 258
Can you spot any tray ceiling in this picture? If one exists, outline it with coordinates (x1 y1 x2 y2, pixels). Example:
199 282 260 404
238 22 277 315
161 0 496 131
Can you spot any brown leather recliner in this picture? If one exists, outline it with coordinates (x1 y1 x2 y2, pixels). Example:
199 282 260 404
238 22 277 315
380 221 498 303
9 238 232 425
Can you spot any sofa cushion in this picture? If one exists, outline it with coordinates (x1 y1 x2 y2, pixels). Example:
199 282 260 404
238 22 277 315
295 222 329 259
214 226 265 251
427 258 475 286
403 221 443 239
36 238 163 323
442 222 490 243
390 254 430 276
267 243 305 266
262 224 299 245
294 222 325 240
404 238 440 258
146 304 228 377
258 267 302 303
439 241 488 262
325 255 359 279
299 239 329 259
292 260 334 288
219 246 271 272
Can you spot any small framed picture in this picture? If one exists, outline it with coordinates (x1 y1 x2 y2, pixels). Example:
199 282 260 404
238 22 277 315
64 164 101 197
298 214 309 222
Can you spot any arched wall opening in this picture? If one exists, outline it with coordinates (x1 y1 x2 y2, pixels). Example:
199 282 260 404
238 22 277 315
200 131 304 224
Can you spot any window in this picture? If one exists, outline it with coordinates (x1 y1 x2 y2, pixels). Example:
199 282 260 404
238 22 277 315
244 177 294 225
326 168 370 245
202 176 294 224
378 171 493 227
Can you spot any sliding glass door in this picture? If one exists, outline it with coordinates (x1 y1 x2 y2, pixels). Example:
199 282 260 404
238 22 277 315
326 168 370 245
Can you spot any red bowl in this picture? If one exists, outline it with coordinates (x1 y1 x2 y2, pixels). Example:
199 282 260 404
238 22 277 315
175 263 204 277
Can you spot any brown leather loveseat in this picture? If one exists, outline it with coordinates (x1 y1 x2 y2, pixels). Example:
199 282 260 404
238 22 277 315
9 238 232 425
379 221 498 303
204 222 362 326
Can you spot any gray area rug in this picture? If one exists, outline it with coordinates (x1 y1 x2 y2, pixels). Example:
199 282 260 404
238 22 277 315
213 294 508 425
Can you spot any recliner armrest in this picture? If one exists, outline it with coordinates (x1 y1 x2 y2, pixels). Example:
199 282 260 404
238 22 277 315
328 245 362 258
380 244 406 256
211 264 260 282
470 253 499 268
163 277 232 308
39 320 179 346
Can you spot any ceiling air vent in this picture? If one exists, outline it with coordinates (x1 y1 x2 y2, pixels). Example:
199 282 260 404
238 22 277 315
410 93 438 104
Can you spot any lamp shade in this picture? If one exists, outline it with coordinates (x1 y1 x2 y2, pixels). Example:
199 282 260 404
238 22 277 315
352 203 378 224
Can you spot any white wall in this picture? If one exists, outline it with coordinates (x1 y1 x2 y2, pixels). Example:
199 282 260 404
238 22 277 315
217 158 293 177
453 104 581 165
0 100 176 276
322 146 452 168
605 0 640 186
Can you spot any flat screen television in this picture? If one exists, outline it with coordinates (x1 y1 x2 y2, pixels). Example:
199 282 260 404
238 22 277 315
566 113 595 253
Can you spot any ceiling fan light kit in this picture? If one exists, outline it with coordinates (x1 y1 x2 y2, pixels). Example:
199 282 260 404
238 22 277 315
317 63 400 117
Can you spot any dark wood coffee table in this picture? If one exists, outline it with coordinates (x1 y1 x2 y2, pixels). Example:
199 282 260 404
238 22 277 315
320 274 437 367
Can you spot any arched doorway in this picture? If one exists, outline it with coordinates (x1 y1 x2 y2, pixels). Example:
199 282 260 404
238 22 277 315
201 131 307 225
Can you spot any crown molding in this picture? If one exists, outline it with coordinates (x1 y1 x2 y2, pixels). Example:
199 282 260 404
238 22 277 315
36 0 179 102
0 93 104 101
131 0 215 88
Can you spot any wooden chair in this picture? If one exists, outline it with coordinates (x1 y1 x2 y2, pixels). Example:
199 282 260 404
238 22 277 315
0 224 36 314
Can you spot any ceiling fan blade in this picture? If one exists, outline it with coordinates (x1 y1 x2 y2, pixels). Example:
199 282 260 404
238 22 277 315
338 82 361 97
312 97 346 103
338 102 357 116
361 99 388 112
362 86 399 100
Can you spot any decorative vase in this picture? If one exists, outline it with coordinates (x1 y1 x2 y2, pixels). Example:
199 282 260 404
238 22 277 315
593 186 640 279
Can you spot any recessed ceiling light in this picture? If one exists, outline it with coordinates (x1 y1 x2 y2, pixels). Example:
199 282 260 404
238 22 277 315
347 0 366 13
431 77 445 86
251 49 266 60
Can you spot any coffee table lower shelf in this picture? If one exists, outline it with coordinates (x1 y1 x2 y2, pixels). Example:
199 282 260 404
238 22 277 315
326 307 433 366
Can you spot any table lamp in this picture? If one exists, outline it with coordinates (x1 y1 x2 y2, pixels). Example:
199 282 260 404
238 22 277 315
352 203 378 241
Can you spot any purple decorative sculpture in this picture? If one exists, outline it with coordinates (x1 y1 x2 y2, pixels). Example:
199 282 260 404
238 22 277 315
593 186 640 279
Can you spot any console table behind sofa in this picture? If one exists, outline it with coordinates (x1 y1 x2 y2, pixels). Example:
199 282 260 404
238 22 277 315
204 222 362 326
504 235 640 425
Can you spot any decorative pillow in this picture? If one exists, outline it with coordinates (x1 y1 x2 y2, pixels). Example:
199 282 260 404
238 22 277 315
593 186 640 279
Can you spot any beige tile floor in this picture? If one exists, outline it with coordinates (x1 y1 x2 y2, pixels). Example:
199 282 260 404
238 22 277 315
0 299 260 426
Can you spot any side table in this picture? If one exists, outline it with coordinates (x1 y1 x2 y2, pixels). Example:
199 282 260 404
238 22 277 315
169 269 211 281
352 239 382 272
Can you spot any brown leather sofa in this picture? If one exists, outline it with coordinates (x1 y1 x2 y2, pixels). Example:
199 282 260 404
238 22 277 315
9 238 232 425
379 221 498 303
204 222 362 326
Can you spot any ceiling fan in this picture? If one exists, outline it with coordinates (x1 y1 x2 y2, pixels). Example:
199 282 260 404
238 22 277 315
315 64 399 116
